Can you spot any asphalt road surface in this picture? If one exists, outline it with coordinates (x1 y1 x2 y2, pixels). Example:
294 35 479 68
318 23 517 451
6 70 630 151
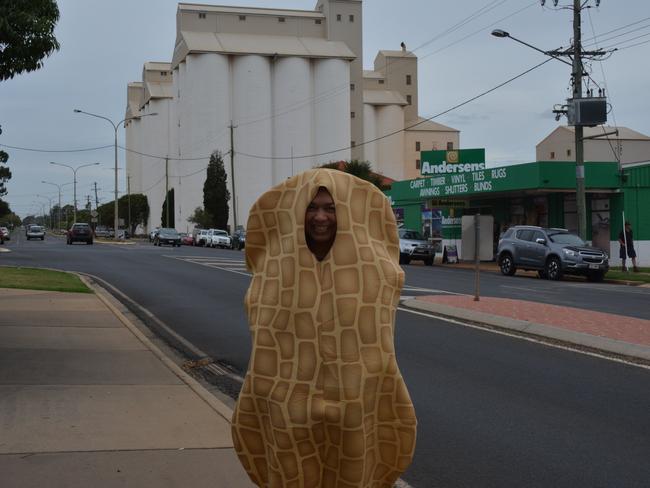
2 233 650 487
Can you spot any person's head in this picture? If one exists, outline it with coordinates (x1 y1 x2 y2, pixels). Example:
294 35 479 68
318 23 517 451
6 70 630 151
305 186 337 259
625 221 631 230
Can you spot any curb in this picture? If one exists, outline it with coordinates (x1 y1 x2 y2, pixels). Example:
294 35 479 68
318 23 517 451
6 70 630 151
400 298 650 364
77 273 236 422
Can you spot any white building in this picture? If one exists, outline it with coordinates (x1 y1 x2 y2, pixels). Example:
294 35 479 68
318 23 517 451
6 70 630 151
126 1 459 232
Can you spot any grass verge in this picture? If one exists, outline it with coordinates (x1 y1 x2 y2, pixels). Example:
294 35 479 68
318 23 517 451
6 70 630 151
0 267 92 293
606 267 650 284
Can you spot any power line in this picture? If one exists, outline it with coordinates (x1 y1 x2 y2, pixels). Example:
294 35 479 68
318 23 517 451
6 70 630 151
238 58 554 161
583 23 650 48
0 143 113 153
582 16 650 43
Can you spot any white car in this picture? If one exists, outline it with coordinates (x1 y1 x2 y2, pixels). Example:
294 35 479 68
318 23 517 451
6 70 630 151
208 229 231 248
195 229 210 247
26 225 45 240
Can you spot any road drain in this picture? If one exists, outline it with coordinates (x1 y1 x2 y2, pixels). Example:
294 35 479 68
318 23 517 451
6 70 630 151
182 357 244 400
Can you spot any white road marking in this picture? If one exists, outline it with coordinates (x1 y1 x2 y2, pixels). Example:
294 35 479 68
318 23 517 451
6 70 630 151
165 255 252 277
402 285 464 295
396 306 650 370
394 478 415 488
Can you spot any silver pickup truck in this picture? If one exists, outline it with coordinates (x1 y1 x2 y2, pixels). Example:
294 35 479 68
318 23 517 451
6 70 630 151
399 228 435 266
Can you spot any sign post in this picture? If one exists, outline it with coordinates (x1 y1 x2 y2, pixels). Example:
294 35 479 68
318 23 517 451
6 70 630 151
474 213 480 302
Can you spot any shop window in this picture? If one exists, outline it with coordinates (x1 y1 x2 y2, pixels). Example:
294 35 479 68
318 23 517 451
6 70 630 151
406 74 412 85
415 141 421 151
447 142 454 150
416 159 421 169
406 95 412 105
550 151 555 159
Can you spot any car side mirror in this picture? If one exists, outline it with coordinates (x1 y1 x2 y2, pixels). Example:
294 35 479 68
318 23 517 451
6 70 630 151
536 238 547 245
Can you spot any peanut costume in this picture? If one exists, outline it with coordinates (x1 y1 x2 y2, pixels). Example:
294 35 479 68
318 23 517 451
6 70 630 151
232 169 417 488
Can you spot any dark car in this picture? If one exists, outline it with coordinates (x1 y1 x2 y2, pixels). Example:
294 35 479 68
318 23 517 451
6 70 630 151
67 223 93 245
231 229 246 250
154 228 181 247
497 226 609 281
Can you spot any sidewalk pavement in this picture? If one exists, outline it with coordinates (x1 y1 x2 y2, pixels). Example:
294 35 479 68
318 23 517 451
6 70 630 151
0 283 255 488
402 294 650 363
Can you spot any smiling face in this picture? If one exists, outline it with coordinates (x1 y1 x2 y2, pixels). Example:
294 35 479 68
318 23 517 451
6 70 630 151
305 187 337 259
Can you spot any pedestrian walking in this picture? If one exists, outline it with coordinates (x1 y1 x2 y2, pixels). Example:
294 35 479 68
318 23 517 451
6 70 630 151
619 221 639 272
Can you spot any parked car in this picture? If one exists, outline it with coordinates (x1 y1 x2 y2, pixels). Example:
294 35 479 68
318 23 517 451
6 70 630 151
149 227 160 242
26 225 45 240
180 232 194 246
208 229 231 249
231 229 246 250
0 226 10 241
497 226 609 282
154 228 181 247
67 223 93 245
398 228 435 265
194 228 210 247
94 226 110 238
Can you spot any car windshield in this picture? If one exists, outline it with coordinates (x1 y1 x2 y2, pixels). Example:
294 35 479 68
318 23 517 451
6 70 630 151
547 232 585 246
399 229 424 240
159 228 179 236
73 224 89 229
215 230 228 236
30 226 43 232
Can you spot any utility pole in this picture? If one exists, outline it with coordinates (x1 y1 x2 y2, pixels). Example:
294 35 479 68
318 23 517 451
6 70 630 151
572 0 587 241
229 121 238 230
93 182 100 226
127 174 132 235
85 195 92 211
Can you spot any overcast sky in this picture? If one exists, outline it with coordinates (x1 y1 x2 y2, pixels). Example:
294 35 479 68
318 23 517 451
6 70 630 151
2 0 649 217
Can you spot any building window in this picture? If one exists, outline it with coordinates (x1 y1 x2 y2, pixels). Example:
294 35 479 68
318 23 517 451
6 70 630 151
336 14 341 21
278 17 285 22
416 159 421 169
160 71 167 76
550 151 555 159
239 15 246 21
350 83 355 91
447 142 454 150
315 19 322 24
351 141 356 147
349 14 354 22
406 74 412 85
378 79 384 84
351 111 355 118
415 141 420 151
406 95 412 105
198 12 206 19
567 149 571 157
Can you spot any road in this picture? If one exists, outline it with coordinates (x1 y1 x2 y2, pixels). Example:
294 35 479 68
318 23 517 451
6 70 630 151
2 233 650 487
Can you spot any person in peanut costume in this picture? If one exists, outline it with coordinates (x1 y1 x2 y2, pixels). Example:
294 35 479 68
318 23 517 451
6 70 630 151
232 168 417 488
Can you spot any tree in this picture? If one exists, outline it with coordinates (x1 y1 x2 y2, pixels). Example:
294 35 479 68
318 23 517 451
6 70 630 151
97 194 149 234
320 160 388 190
0 0 60 81
203 151 230 230
187 207 213 229
161 188 175 228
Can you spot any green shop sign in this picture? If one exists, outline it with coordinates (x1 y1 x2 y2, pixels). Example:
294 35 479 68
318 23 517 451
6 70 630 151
420 148 486 176
386 161 620 203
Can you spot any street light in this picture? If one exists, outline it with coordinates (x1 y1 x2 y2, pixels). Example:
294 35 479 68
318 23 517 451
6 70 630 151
36 194 55 229
74 109 157 238
42 180 72 231
50 162 100 224
490 30 573 67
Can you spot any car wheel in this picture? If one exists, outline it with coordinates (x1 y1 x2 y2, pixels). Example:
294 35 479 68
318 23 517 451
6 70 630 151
499 253 517 276
537 270 548 279
546 256 563 281
41 237 45 240
424 257 434 266
587 271 604 282
399 253 411 265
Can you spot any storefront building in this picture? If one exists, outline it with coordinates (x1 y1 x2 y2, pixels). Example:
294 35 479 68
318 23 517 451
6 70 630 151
385 149 650 265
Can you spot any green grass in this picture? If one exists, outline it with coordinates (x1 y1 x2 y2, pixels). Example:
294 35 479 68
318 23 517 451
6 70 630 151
606 267 650 284
0 267 92 293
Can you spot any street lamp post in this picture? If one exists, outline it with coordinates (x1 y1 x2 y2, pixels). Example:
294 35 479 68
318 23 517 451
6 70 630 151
50 162 100 224
36 195 55 229
74 109 157 238
42 180 72 231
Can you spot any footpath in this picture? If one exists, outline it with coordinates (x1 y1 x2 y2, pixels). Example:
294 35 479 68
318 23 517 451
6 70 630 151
0 280 255 488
